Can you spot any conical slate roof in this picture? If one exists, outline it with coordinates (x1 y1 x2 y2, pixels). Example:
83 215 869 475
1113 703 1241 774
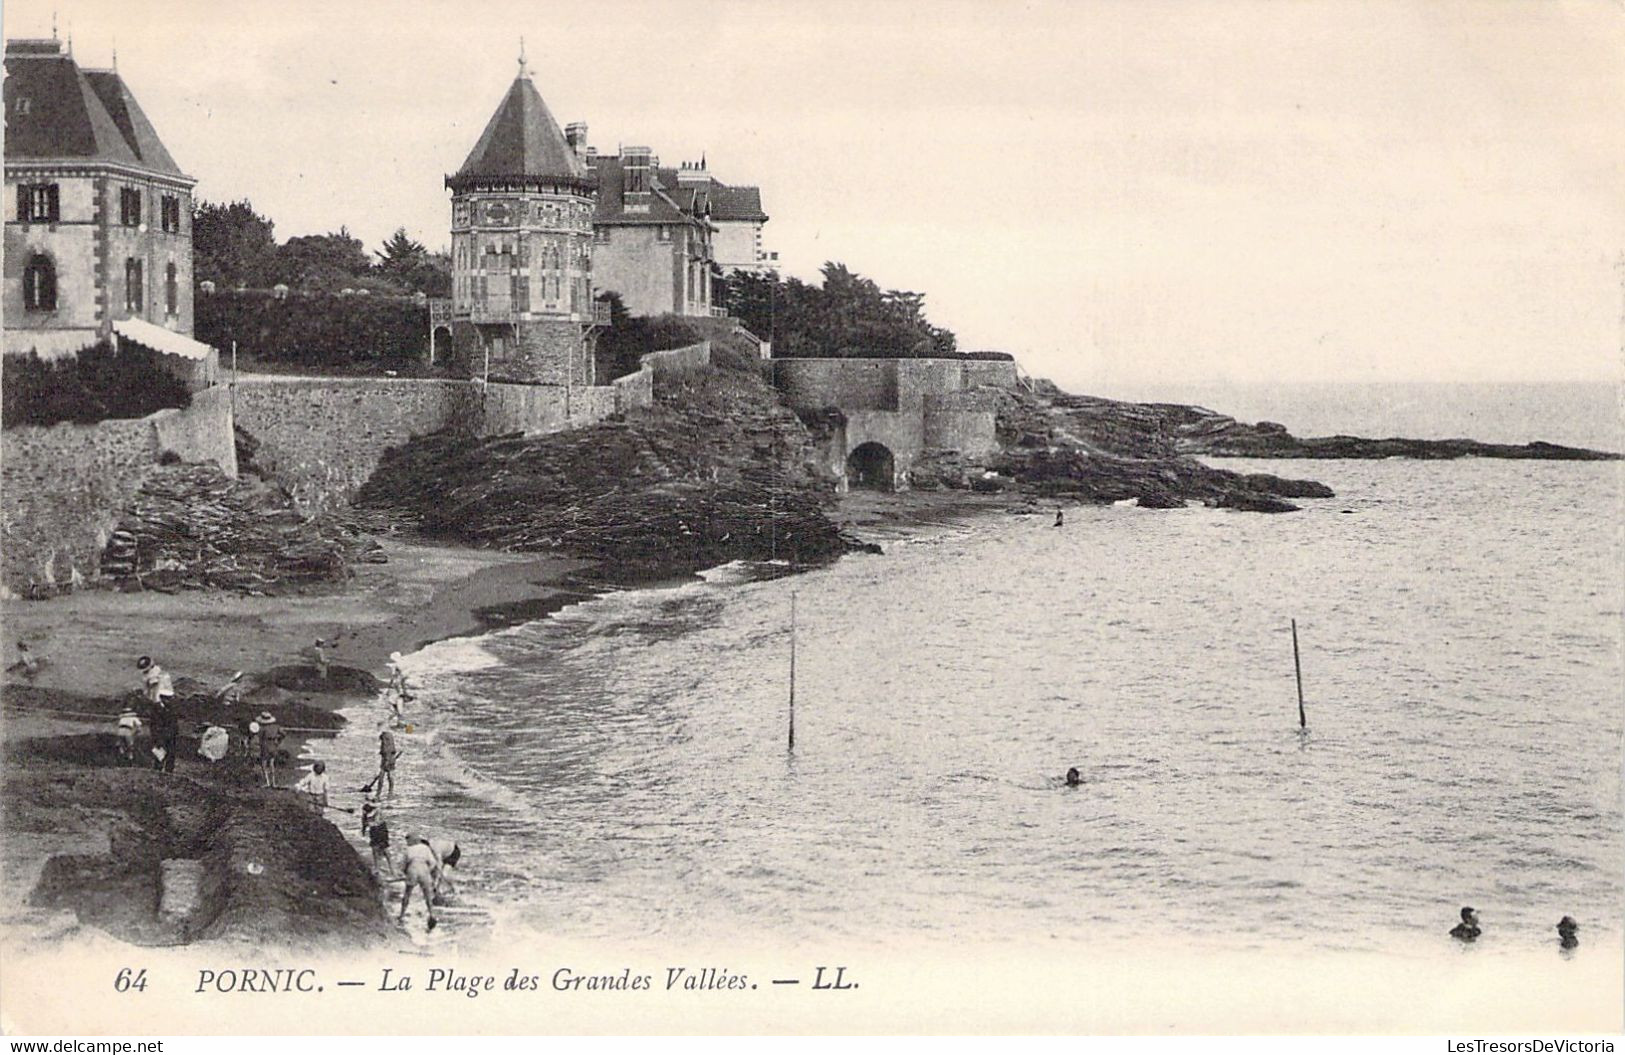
453 69 585 184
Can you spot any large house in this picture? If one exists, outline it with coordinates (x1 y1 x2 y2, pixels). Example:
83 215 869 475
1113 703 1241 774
3 37 202 367
707 177 776 277
445 53 600 385
584 144 717 319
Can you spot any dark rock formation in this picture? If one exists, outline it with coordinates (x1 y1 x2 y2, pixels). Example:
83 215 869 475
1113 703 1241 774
1141 401 1620 460
359 364 853 571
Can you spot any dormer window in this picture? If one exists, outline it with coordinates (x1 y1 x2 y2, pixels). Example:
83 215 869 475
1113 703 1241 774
16 183 60 223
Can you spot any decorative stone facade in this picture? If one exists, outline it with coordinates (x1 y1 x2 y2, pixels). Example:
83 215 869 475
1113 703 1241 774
445 53 597 385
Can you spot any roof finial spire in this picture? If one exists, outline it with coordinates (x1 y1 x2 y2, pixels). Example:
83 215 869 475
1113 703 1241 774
112 37 117 69
51 11 57 39
517 37 529 78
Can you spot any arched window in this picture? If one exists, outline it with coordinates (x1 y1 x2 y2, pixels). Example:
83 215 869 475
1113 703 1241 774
165 263 179 316
23 254 56 311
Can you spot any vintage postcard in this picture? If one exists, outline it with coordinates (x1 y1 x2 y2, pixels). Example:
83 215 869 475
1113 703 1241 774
1 0 1621 1038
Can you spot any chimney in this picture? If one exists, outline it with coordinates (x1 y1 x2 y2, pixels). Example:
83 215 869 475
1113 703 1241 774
565 122 589 160
676 158 709 186
622 146 653 195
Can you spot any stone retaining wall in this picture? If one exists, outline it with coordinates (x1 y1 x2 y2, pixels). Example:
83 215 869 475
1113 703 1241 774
1 385 236 594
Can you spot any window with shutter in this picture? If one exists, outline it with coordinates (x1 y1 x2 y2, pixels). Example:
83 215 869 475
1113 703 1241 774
23 255 57 311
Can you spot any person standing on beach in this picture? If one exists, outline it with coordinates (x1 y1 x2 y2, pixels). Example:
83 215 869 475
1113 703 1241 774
310 639 330 683
137 656 175 706
257 711 284 788
362 794 393 875
399 834 440 931
294 760 330 813
366 726 402 798
149 695 179 774
388 652 411 701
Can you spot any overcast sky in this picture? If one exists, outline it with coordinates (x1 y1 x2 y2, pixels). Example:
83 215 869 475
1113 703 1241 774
12 0 1624 387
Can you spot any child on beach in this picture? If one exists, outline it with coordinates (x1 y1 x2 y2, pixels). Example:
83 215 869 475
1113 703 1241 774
309 639 330 683
115 706 142 764
294 760 330 813
361 794 393 875
363 727 402 798
387 652 412 701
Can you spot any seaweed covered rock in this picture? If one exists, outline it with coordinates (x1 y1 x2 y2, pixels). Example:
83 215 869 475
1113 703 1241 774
98 463 381 594
359 365 853 570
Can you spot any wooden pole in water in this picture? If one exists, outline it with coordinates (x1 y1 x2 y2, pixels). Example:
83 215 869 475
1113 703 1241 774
1292 618 1306 729
788 592 797 751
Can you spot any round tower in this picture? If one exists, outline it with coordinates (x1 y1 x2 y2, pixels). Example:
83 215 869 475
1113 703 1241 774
445 49 597 384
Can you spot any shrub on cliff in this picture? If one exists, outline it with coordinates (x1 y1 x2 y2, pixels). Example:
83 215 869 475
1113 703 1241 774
593 295 718 381
719 262 1005 360
194 289 429 370
2 341 192 429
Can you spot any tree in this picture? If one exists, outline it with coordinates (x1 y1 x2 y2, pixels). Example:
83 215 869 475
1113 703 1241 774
192 199 278 289
719 262 962 358
273 228 373 291
374 228 451 297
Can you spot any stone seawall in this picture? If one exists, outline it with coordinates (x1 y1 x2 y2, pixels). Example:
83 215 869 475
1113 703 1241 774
233 378 477 511
1 386 236 595
232 345 709 509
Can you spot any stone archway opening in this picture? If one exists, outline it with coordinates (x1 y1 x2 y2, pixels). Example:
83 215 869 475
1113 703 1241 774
430 326 453 365
846 441 896 491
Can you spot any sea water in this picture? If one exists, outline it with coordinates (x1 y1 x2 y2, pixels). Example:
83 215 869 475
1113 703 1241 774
321 383 1623 957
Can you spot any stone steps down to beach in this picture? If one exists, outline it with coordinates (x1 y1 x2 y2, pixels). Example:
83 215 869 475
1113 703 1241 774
97 462 385 593
358 364 858 570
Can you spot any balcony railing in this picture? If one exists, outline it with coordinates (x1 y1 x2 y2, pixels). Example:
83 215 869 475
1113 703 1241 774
468 305 516 324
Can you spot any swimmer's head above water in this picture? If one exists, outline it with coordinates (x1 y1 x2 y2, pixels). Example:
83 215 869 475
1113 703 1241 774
1064 767 1081 787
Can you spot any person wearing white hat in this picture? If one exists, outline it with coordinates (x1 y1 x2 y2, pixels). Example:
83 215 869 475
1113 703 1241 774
115 705 143 765
387 652 411 701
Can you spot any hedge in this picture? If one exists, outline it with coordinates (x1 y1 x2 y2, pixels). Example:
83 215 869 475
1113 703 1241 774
3 340 192 429
195 289 429 368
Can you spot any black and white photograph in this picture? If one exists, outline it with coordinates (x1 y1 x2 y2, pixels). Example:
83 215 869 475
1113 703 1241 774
1 0 1621 1039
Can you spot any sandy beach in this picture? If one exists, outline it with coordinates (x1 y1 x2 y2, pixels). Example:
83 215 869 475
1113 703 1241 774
0 538 595 951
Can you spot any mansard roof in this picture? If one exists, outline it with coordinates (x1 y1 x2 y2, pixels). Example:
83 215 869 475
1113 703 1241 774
2 38 191 181
449 69 589 189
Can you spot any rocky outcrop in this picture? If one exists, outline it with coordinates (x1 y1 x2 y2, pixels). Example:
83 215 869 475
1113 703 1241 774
907 380 1335 512
1143 400 1620 461
98 462 382 594
359 363 857 570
